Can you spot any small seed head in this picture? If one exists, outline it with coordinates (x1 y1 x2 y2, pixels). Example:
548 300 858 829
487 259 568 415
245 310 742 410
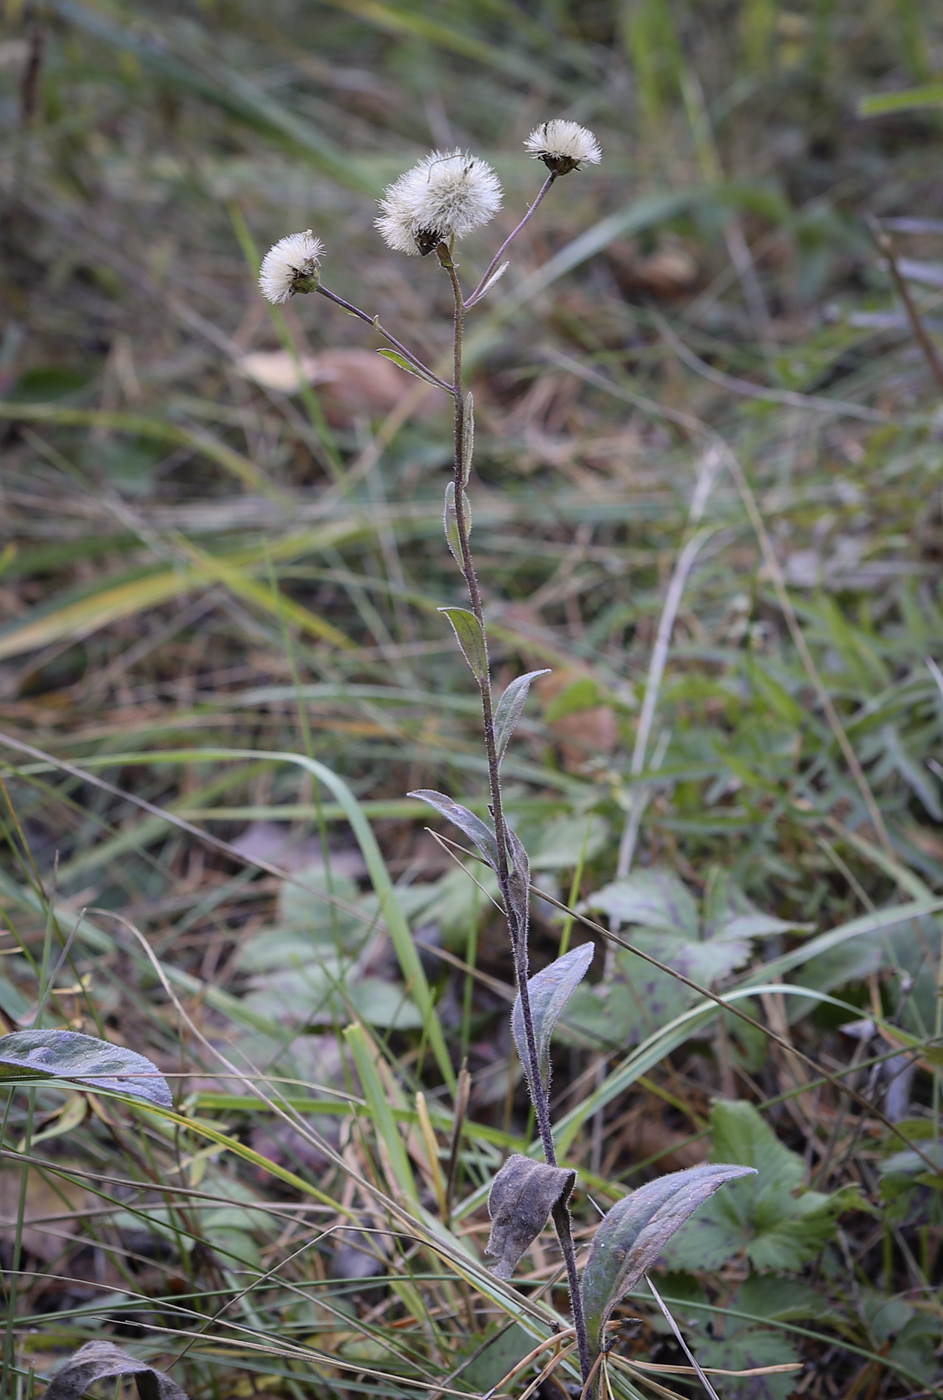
258 230 323 304
524 119 602 175
376 149 503 256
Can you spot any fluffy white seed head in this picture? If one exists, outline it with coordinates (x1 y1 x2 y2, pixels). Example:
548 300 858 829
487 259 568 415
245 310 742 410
376 149 503 256
524 120 602 175
258 230 324 304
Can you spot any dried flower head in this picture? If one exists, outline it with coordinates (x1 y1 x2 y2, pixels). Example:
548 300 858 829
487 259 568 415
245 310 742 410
376 149 503 256
524 120 601 175
258 230 323 304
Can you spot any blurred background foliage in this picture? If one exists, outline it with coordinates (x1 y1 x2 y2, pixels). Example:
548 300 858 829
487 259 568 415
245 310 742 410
1 1 943 1398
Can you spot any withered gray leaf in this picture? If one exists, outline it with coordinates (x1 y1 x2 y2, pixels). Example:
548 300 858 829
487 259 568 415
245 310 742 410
44 1340 189 1400
580 1163 755 1363
511 944 594 1099
485 1153 575 1280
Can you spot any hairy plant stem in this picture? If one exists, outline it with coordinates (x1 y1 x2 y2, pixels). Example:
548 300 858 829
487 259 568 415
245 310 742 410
464 171 557 308
316 284 453 392
438 241 591 1385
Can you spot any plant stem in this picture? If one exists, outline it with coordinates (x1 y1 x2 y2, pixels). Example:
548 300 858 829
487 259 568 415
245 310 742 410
463 172 557 308
315 284 454 392
439 241 591 1385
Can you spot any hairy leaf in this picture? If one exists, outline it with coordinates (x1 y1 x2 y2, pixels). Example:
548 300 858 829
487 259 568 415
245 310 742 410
486 1153 575 1280
44 1340 188 1400
438 605 488 683
493 669 550 765
474 259 510 302
443 481 472 571
376 347 446 390
662 1100 867 1274
408 789 499 871
461 391 475 485
0 1030 172 1108
511 944 594 1098
581 1163 755 1361
506 826 531 941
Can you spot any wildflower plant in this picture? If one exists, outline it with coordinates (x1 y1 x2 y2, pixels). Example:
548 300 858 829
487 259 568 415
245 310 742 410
258 124 751 1397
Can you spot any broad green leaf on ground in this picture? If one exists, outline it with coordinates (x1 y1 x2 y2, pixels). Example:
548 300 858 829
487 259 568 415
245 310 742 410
587 870 700 937
242 963 421 1030
511 944 594 1097
880 1138 943 1227
662 1100 868 1273
733 1275 824 1322
0 1030 171 1108
565 871 804 1049
451 1323 534 1393
581 1163 755 1361
695 1328 800 1400
529 814 609 870
236 862 421 1028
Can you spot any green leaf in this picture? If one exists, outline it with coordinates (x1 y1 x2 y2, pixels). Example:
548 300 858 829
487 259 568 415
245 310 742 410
470 260 509 305
408 789 499 871
580 1163 755 1362
438 605 488 682
461 391 475 485
695 1328 800 1400
443 482 472 571
506 826 532 940
0 1029 171 1108
588 870 699 938
377 347 446 390
494 670 550 765
662 1100 866 1274
511 945 594 1098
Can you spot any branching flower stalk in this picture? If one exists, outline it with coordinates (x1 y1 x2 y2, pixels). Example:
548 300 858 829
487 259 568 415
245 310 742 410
437 235 593 1380
257 120 659 1390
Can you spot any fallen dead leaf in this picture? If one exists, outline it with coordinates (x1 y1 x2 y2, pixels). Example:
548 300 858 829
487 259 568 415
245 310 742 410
236 347 435 424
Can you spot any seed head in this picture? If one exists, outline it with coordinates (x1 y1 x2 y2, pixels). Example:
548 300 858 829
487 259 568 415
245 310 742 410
376 149 503 256
258 230 324 304
524 120 601 175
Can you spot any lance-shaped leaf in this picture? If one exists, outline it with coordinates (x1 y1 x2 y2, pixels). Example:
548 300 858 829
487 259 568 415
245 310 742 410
461 391 475 485
44 1340 189 1400
494 669 550 765
376 347 448 391
0 1029 172 1109
580 1163 756 1362
511 944 594 1098
506 827 532 944
470 259 510 306
486 1153 576 1280
443 481 472 570
408 789 499 871
438 606 488 684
